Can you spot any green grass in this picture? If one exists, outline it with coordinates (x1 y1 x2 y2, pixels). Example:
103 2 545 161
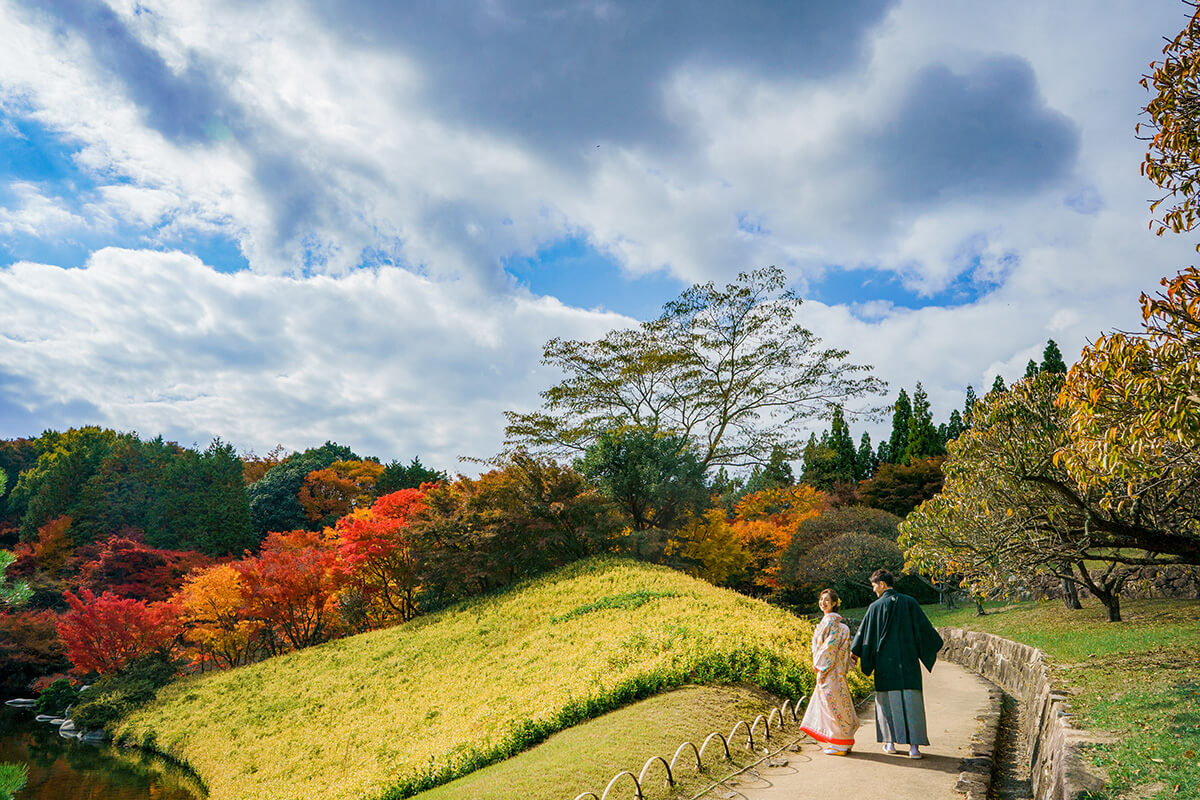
0 762 28 800
116 557 864 800
917 597 1200 800
414 685 778 800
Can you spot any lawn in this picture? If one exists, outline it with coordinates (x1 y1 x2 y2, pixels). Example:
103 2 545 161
414 685 779 800
115 557 863 800
915 597 1200 800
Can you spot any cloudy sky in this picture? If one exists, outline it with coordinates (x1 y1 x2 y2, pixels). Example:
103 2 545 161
0 0 1193 472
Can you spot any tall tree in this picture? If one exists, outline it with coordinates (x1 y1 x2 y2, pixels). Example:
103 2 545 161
902 383 944 463
376 457 447 494
1024 359 1040 379
1139 3 1200 248
247 442 357 537
504 266 883 469
963 385 979 427
989 375 1007 396
943 409 966 443
1041 339 1068 374
884 389 912 464
857 432 878 480
576 427 708 534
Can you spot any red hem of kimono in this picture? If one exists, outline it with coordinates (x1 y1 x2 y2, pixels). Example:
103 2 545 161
800 726 856 746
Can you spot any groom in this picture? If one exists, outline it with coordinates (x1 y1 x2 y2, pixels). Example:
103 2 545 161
850 568 943 759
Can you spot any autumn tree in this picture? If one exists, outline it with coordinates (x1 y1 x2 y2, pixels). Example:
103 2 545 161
0 549 30 608
505 266 883 469
241 444 289 485
858 457 945 517
57 589 180 675
1059 267 1200 552
236 530 343 654
247 442 358 537
677 509 749 586
76 533 211 602
333 488 428 628
175 564 261 671
298 460 385 528
411 454 622 605
1140 3 1200 246
731 483 826 593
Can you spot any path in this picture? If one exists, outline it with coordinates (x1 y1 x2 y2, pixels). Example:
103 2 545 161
705 662 994 800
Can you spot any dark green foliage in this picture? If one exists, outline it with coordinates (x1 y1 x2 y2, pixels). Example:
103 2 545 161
901 383 944 463
34 677 78 716
8 429 252 555
247 441 357 537
800 407 860 490
374 647 817 799
742 446 794 496
778 506 904 603
789 532 905 609
856 433 878 481
376 457 447 494
989 375 1007 396
1024 359 1040 378
1041 339 1068 374
0 438 37 531
576 427 708 533
963 385 978 427
884 389 912 465
71 653 178 733
549 590 677 623
943 409 965 443
859 456 945 517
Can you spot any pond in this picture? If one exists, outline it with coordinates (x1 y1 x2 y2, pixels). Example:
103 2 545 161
0 706 203 799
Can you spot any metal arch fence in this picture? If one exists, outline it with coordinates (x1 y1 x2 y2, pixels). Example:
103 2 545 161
569 694 806 800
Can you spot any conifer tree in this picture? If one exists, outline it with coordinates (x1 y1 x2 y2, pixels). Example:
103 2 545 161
963 385 978 427
1024 359 1040 379
857 432 878 480
1040 339 1068 374
988 375 1007 396
902 382 944 463
885 389 912 464
828 406 859 480
944 408 965 442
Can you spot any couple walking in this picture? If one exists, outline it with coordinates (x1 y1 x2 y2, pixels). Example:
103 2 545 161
799 569 944 759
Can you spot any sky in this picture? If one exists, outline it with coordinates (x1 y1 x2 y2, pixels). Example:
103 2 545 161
0 0 1194 474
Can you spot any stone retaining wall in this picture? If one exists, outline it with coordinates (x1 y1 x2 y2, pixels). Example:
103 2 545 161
938 628 1107 800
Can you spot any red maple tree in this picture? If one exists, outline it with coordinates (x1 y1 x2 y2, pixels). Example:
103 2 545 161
57 589 181 676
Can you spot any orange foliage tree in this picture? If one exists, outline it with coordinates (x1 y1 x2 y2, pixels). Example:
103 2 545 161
236 530 342 655
731 484 826 592
298 460 386 526
332 488 428 629
175 564 261 670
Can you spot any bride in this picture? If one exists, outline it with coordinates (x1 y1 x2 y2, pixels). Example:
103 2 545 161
799 588 860 755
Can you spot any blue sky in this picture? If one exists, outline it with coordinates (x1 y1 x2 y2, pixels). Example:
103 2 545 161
0 0 1194 470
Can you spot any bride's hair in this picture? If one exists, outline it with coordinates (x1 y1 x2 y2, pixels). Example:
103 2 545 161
819 588 841 610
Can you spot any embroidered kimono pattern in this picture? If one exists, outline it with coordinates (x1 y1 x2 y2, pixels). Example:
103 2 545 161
799 612 860 749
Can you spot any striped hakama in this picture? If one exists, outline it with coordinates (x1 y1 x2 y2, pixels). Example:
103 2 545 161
873 689 929 746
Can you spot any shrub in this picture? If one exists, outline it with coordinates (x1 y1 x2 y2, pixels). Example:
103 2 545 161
34 677 77 716
71 652 178 732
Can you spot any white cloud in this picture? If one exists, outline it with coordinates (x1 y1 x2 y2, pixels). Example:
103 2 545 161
0 182 86 235
0 248 626 470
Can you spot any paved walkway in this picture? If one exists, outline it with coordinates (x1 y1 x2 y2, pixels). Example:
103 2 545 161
707 662 994 800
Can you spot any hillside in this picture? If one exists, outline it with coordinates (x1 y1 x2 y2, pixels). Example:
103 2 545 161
115 557 860 800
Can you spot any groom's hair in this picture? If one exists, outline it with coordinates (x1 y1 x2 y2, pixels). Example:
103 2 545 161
870 568 894 586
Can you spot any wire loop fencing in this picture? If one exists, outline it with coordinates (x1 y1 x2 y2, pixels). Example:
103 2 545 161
569 694 805 800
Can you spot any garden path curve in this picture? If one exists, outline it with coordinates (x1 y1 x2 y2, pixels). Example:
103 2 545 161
706 661 993 800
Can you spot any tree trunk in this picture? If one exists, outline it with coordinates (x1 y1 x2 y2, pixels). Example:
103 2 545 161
1061 573 1082 609
1073 561 1125 623
974 597 986 616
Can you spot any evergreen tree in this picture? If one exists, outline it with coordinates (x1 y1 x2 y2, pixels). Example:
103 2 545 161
828 406 859 481
800 432 851 491
963 385 978 427
742 445 795 495
902 382 944 463
944 408 965 442
885 389 912 465
988 375 1007 397
1041 339 1068 374
876 440 891 465
857 432 878 480
1024 359 1040 379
